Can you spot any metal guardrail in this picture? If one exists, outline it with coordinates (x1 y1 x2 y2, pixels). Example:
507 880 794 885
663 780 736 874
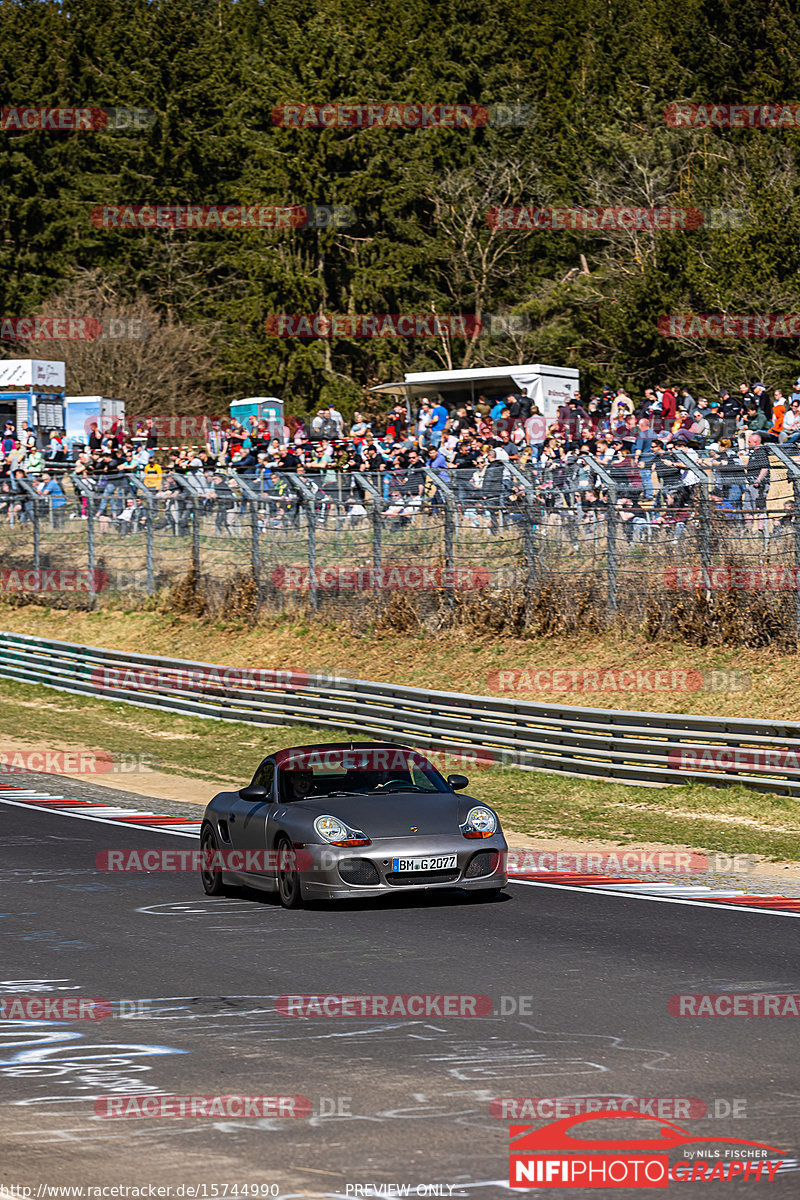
0 629 798 797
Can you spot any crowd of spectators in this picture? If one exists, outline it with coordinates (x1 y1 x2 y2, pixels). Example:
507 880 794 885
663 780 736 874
1 378 798 539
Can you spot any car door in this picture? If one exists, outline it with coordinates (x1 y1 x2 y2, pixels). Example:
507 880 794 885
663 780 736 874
227 759 275 872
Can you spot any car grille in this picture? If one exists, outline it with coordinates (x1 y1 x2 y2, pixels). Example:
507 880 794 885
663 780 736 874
464 850 501 878
338 858 381 886
386 869 461 886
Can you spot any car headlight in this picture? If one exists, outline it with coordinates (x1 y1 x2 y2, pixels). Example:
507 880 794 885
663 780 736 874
461 806 497 839
313 815 371 847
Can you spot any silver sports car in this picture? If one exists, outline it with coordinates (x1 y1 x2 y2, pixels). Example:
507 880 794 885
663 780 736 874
199 741 508 907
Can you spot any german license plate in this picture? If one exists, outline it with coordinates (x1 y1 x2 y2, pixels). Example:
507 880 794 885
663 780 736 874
392 855 457 872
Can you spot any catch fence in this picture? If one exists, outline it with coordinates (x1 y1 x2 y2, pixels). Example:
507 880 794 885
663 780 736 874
0 451 799 634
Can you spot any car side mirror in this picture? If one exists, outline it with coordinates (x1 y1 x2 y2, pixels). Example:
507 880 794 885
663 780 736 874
238 784 268 803
447 774 469 791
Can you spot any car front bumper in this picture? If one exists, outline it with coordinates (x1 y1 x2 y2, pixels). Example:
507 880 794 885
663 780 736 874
298 834 508 900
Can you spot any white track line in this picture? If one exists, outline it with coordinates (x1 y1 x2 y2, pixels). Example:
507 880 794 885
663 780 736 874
0 793 200 838
510 877 800 916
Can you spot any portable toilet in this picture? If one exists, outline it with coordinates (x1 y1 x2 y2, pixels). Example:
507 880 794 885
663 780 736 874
230 396 284 441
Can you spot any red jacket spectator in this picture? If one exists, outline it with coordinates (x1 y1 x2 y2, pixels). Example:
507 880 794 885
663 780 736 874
660 386 677 423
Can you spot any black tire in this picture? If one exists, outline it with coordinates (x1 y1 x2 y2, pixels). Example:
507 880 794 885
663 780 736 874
276 835 303 909
200 824 227 896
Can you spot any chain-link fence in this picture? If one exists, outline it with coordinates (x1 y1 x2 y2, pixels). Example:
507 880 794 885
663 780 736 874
1 451 799 641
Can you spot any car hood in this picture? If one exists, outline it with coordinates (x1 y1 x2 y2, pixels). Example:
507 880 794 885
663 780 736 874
297 791 480 839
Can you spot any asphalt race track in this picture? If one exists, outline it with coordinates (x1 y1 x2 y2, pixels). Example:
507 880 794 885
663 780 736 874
1 786 799 1198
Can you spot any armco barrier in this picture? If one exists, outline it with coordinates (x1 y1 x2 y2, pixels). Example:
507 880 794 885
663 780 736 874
0 630 798 796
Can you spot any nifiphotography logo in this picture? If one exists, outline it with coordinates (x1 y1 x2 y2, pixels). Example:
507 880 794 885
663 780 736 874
508 1112 785 1188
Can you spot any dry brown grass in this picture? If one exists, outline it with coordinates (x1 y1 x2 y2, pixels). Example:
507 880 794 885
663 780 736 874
2 601 798 720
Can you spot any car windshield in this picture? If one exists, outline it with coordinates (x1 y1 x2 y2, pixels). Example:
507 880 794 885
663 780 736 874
277 747 450 803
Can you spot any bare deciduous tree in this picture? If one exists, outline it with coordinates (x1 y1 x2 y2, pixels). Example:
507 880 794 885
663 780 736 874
3 271 219 412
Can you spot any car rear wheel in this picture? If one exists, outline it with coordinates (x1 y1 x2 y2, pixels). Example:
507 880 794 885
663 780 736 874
200 824 227 896
276 835 303 909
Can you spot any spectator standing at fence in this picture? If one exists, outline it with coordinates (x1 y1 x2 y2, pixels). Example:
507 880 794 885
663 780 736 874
481 448 506 535
315 405 343 440
609 394 631 428
651 439 682 508
719 390 739 440
737 381 755 410
562 397 587 448
753 382 773 422
524 407 545 457
97 449 125 517
692 406 711 442
37 471 66 528
206 420 227 460
131 421 147 454
508 392 532 422
493 405 515 438
8 469 29 524
349 410 369 440
131 440 150 469
712 440 745 515
633 418 656 501
744 432 770 534
45 429 64 463
416 398 433 444
428 398 448 447
741 401 769 445
385 403 408 441
24 444 44 478
617 495 649 542
768 391 786 442
699 398 723 442
783 398 800 444
19 420 36 451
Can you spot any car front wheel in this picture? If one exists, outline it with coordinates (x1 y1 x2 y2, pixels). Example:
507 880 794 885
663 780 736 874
200 824 227 896
276 835 303 909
